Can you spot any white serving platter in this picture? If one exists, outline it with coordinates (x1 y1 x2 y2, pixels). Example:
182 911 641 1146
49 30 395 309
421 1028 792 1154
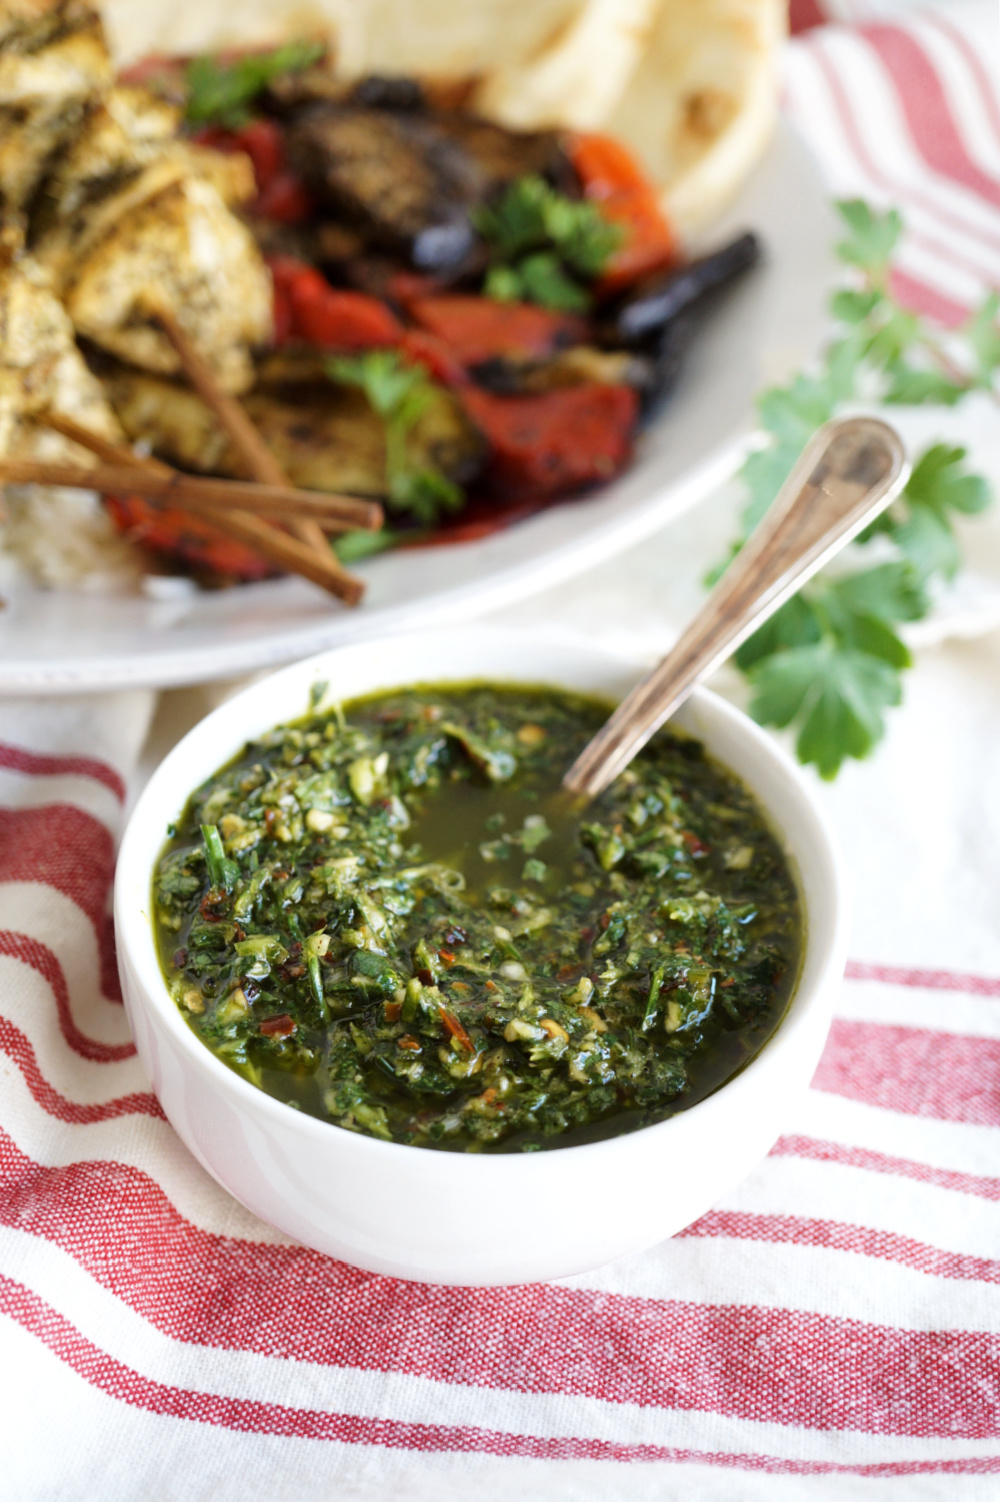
0 121 835 693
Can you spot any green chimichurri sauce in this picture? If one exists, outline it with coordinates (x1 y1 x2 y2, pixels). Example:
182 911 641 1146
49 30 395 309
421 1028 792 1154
154 684 801 1152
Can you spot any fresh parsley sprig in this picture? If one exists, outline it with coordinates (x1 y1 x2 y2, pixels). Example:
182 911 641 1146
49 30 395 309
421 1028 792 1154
473 175 623 313
327 351 463 529
716 199 995 779
185 40 325 129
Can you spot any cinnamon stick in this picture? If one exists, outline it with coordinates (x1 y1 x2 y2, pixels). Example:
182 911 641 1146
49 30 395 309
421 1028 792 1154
0 457 382 530
150 301 366 601
31 415 365 602
147 304 366 564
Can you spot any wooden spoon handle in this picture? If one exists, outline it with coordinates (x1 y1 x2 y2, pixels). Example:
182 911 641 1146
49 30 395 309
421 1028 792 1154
563 416 909 798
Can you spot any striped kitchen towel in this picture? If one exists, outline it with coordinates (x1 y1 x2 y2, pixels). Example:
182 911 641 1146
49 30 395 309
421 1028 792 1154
4 3 1000 1498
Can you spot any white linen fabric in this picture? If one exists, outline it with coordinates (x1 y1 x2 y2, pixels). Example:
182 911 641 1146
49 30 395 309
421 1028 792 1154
3 3 1000 1498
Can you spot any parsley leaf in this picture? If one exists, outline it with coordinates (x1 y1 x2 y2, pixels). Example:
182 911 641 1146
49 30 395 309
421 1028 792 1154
746 639 903 779
711 198 996 779
185 40 325 128
883 364 965 405
890 444 991 580
823 561 928 624
834 199 902 274
334 526 422 564
966 291 1000 385
328 351 463 527
473 175 622 312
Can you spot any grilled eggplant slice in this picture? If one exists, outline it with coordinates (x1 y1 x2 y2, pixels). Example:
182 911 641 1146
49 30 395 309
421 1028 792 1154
287 104 477 271
287 100 569 273
104 368 388 495
605 231 761 346
103 356 483 501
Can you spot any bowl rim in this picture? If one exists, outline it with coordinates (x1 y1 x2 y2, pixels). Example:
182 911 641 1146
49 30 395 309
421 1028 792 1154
115 624 848 1172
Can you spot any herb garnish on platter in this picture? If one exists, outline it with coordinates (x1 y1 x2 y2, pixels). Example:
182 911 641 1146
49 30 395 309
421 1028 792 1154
184 40 325 128
716 201 996 779
473 175 624 312
327 351 464 527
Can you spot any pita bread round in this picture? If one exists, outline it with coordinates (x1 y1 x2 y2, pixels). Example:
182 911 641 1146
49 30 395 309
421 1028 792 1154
100 0 783 239
603 0 785 237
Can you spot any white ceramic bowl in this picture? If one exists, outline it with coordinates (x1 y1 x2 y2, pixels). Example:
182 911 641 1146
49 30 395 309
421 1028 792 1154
115 626 847 1286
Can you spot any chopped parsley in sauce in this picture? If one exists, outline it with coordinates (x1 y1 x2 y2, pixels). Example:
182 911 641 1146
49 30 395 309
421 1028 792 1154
154 685 801 1152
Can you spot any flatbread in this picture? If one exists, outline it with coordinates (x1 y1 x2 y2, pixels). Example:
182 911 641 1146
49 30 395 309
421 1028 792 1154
100 0 783 237
604 0 785 237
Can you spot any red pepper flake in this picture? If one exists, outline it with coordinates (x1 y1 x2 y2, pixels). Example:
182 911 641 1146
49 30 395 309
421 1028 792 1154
484 980 499 992
556 964 578 981
398 1034 422 1051
233 926 246 942
264 809 278 834
720 978 735 988
259 1014 296 1038
384 1001 402 1022
417 967 434 986
599 913 611 930
438 1005 474 1052
280 962 306 980
437 948 456 966
450 980 471 995
682 831 710 856
199 889 227 921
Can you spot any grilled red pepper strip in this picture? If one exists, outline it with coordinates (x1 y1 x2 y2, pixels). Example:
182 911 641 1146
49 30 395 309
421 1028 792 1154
104 494 276 581
409 295 585 366
267 255 403 349
254 171 313 223
460 383 638 499
397 329 468 388
193 119 314 222
569 132 677 291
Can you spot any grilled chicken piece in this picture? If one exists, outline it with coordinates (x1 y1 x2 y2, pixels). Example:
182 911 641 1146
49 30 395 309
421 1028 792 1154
2 1 271 392
102 356 484 501
37 85 179 220
287 102 567 272
176 141 257 209
0 3 110 213
51 170 272 392
0 235 120 460
0 0 93 51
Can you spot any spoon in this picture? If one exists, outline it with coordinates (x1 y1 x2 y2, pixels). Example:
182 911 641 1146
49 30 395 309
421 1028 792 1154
563 415 909 798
